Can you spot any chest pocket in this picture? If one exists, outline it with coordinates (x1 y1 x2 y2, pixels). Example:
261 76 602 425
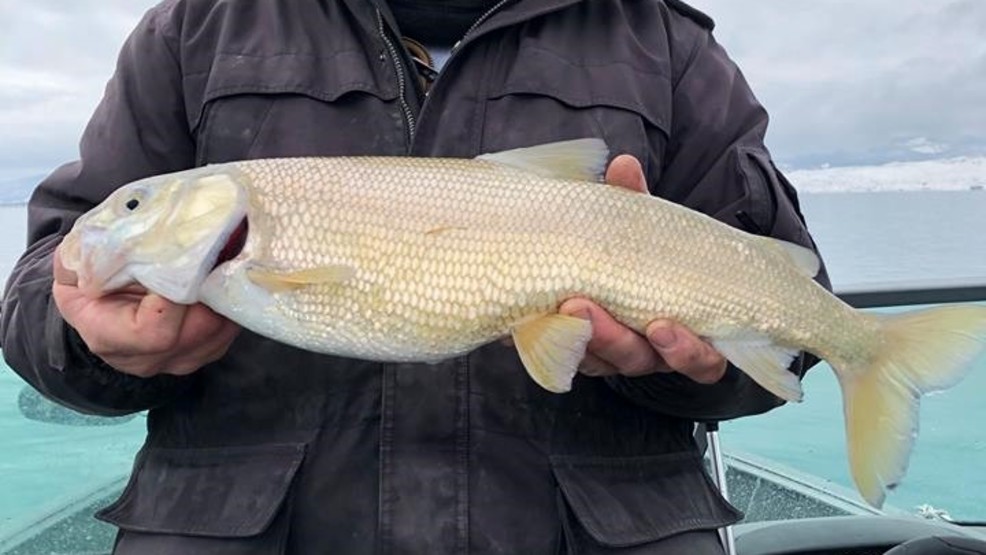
185 50 404 164
481 46 672 185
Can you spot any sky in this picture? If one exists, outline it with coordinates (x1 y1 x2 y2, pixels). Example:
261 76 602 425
0 0 984 182
690 0 986 168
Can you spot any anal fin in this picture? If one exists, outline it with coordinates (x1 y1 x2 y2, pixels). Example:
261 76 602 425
711 334 804 402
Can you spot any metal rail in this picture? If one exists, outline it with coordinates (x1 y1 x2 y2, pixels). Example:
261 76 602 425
835 279 986 308
708 422 738 555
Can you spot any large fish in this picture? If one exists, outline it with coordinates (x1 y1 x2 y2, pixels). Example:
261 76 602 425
60 139 986 508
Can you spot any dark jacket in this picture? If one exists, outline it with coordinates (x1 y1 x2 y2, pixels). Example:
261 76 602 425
0 0 829 553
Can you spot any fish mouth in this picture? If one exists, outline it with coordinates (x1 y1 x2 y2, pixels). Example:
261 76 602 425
213 217 248 270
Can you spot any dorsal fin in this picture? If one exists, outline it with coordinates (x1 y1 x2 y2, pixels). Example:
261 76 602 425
757 237 821 277
477 139 609 182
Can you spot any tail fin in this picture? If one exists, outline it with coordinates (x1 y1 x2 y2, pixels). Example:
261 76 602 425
838 305 986 508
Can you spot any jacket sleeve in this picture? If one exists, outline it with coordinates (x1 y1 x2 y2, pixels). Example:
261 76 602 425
0 4 198 416
607 11 832 422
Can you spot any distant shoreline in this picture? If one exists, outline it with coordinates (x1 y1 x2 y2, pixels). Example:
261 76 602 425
796 186 986 196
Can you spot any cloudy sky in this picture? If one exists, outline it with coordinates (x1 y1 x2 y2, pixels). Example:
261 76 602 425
0 0 983 181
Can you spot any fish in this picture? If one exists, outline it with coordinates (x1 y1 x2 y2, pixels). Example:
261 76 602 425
59 139 986 508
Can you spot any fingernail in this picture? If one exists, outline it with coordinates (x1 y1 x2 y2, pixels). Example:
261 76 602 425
570 308 592 322
648 324 676 349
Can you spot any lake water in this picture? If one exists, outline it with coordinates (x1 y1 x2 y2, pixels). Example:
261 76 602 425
0 190 984 533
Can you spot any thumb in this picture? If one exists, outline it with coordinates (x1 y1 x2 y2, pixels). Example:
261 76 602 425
52 247 78 287
604 155 647 194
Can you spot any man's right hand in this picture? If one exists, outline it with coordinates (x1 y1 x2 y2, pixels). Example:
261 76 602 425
52 245 241 378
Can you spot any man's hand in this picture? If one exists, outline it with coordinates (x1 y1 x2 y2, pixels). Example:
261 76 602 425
52 246 240 378
559 155 728 384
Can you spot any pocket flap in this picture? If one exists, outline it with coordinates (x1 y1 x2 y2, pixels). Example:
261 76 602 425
551 452 741 547
185 50 399 131
97 443 306 538
488 46 671 134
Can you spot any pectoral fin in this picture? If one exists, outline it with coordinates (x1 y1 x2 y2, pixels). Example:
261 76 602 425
511 314 593 393
247 265 355 293
711 335 804 402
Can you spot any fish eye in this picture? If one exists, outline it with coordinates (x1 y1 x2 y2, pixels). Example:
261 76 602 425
117 187 148 214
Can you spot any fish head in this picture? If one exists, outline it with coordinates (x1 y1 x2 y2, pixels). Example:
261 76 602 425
60 167 249 304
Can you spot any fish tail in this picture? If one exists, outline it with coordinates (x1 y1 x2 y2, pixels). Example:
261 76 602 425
837 304 986 508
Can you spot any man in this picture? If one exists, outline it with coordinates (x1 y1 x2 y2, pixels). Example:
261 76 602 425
1 0 828 553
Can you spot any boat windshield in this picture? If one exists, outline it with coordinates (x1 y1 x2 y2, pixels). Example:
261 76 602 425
1 2 984 553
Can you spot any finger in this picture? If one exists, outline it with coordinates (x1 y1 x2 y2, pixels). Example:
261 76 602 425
66 290 170 355
161 319 240 375
559 298 659 375
52 248 78 286
577 352 620 377
604 155 647 193
645 320 727 384
179 305 241 358
124 294 189 354
159 305 240 375
101 306 239 376
115 284 150 296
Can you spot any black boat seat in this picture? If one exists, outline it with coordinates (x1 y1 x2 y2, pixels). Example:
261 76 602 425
883 535 986 554
735 516 986 555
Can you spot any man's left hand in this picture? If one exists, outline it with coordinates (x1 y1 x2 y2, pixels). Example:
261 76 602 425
558 154 728 384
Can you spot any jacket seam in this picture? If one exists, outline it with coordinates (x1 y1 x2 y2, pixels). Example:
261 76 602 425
378 364 396 554
245 99 275 158
212 49 369 60
670 25 709 93
506 44 673 77
204 82 384 100
455 356 471 554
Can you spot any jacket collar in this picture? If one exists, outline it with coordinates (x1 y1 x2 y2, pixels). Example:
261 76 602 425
351 0 582 47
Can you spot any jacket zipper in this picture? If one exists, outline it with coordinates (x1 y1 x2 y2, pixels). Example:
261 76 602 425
376 9 417 145
377 0 513 151
452 0 514 54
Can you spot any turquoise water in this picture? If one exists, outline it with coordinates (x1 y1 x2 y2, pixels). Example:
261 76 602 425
0 369 144 534
0 190 985 533
0 205 146 536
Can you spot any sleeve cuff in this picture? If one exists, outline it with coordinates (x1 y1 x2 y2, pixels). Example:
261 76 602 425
605 359 804 422
43 304 193 415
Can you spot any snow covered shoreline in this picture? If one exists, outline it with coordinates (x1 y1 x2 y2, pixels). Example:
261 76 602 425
787 156 986 194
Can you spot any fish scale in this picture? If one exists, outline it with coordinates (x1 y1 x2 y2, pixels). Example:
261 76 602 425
213 154 834 363
60 139 986 508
